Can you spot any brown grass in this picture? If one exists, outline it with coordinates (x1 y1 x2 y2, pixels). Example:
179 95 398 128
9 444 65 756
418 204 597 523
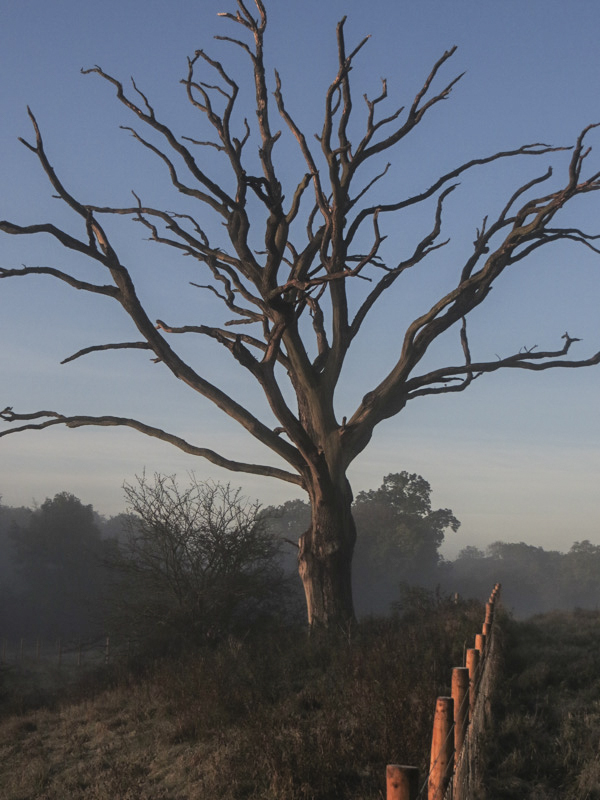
481 609 600 800
0 595 483 800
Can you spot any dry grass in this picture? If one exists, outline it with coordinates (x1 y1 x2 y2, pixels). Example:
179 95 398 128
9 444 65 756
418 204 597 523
0 595 483 800
482 609 600 800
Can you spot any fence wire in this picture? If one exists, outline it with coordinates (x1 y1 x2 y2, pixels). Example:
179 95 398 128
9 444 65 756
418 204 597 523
390 585 501 800
0 634 135 669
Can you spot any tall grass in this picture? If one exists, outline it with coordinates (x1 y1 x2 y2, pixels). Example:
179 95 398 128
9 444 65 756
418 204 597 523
482 609 600 800
0 593 483 800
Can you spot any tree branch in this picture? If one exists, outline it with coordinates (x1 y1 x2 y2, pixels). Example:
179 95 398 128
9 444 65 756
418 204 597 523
0 407 303 487
0 263 118 297
81 66 236 214
60 341 154 365
405 333 600 399
346 143 567 246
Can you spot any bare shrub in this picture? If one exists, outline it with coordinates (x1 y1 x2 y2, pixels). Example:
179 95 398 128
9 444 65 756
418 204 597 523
108 474 288 651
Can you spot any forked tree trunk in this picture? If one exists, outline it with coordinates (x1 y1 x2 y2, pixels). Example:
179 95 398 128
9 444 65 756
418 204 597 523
297 476 357 629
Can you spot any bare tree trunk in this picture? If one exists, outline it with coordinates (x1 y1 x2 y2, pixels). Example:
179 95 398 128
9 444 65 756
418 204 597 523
298 477 356 629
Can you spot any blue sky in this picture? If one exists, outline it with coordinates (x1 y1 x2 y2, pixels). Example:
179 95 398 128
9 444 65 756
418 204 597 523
1 0 600 556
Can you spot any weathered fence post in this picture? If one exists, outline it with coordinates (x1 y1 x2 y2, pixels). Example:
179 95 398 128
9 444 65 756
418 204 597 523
466 648 480 720
386 764 419 800
452 666 470 755
475 632 486 654
428 696 454 800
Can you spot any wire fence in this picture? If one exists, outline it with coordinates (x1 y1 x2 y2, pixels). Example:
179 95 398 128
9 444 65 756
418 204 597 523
0 634 132 671
387 583 501 800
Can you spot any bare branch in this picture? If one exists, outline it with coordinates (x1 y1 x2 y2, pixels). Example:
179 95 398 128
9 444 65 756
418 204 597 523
351 47 463 168
61 341 153 365
274 71 329 218
349 185 456 340
347 143 568 246
0 408 303 486
81 66 236 214
405 334 600 399
155 319 290 369
0 262 118 297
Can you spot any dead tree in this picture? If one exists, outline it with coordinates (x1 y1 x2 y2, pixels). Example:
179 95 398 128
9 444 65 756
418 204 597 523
2 1 600 628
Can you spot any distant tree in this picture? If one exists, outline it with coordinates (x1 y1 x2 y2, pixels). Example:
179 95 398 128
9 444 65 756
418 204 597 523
2 2 600 627
352 472 459 614
0 499 32 588
109 474 287 646
268 471 458 615
456 545 485 560
96 512 137 544
562 540 600 608
0 499 32 636
10 492 112 636
445 539 600 617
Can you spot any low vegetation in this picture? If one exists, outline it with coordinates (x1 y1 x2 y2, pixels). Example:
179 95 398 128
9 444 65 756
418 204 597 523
482 609 600 799
0 594 482 800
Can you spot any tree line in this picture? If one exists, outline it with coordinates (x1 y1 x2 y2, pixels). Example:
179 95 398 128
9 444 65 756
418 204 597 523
1 471 599 650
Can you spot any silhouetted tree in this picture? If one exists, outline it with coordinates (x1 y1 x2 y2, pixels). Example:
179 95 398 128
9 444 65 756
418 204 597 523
447 539 600 616
108 474 286 646
2 2 600 626
10 492 113 636
352 472 459 614
268 471 458 615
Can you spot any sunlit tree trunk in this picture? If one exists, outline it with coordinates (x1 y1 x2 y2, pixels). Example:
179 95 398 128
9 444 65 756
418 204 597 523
298 475 356 628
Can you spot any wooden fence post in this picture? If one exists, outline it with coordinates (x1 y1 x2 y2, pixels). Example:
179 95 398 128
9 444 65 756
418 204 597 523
466 648 480 720
475 632 486 654
452 666 470 756
428 696 454 800
386 764 419 800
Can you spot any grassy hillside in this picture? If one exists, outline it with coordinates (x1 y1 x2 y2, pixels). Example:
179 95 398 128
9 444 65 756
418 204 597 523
0 595 482 800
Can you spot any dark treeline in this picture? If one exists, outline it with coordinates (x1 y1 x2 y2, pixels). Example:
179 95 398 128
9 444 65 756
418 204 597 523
446 540 600 618
265 474 600 619
1 473 599 646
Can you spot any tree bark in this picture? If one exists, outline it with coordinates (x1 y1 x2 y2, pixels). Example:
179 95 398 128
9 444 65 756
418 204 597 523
298 475 357 628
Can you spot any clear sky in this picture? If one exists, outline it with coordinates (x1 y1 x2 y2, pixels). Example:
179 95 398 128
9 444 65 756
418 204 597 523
1 0 600 557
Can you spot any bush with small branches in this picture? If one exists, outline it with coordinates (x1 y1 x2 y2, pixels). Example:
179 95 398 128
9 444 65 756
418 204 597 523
108 473 290 650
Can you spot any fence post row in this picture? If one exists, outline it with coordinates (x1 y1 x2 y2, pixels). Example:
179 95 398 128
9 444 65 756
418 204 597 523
386 583 501 800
